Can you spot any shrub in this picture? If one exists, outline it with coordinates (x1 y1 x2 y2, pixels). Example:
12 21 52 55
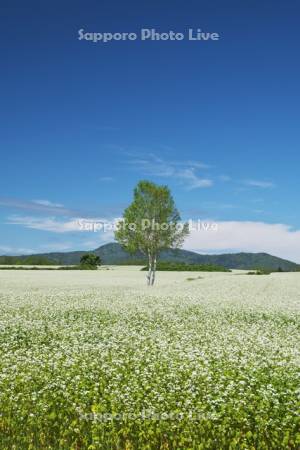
79 253 101 268
247 269 271 275
141 262 230 272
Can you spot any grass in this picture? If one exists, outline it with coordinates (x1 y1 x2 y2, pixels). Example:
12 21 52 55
0 269 299 449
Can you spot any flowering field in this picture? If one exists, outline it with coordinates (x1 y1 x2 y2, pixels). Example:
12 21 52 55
0 268 299 449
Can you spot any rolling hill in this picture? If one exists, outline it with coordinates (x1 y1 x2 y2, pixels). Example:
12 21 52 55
0 242 299 271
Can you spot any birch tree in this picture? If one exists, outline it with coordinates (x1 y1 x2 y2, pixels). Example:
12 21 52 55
115 180 189 285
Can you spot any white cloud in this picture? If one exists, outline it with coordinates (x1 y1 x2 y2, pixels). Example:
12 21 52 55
127 154 213 190
7 216 85 233
0 197 77 215
244 180 275 188
0 237 112 256
38 242 75 251
6 216 116 238
177 168 213 189
33 199 64 208
0 245 36 255
184 221 300 263
6 213 300 263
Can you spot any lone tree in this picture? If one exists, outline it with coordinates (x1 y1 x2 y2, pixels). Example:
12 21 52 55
80 253 101 268
115 180 189 285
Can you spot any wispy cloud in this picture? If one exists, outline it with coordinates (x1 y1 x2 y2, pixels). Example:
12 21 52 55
0 197 120 219
127 154 213 190
33 199 64 208
244 179 275 188
38 242 75 252
176 168 213 189
0 234 114 255
0 245 36 255
0 197 77 216
7 216 84 233
6 215 116 235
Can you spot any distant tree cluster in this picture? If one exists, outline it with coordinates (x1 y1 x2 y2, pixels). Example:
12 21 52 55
79 253 101 269
0 256 55 265
141 261 231 272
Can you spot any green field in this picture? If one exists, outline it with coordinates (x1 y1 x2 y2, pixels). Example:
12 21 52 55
0 268 299 449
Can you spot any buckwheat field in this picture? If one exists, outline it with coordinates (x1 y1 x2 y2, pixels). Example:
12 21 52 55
0 268 299 449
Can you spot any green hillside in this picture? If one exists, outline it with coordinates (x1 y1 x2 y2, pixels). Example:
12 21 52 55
1 242 299 271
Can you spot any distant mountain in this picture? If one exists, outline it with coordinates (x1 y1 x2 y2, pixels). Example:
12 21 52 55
1 242 299 271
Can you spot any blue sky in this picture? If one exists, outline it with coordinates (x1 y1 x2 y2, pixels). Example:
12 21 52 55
1 0 300 261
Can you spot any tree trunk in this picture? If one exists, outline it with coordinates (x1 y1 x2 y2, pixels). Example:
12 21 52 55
147 253 157 286
151 255 157 285
147 252 152 286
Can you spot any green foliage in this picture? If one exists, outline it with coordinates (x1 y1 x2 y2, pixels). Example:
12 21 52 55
247 269 271 275
58 265 97 270
141 261 231 272
21 256 56 265
115 180 189 284
0 265 100 271
115 180 189 255
80 253 101 267
0 255 55 265
0 266 57 270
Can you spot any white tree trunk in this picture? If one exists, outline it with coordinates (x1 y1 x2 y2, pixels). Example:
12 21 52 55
147 252 152 286
147 253 157 286
151 256 157 285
